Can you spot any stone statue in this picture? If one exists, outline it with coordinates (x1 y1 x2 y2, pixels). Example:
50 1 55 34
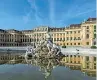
46 32 51 40
25 32 62 59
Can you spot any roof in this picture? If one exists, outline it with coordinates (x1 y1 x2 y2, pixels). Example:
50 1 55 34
69 24 81 27
87 18 96 21
49 27 65 30
21 30 33 32
0 29 5 32
6 29 20 33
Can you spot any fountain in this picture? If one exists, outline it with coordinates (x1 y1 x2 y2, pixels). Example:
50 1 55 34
24 34 63 79
25 32 63 60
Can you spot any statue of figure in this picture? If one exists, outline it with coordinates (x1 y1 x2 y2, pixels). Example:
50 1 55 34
46 32 51 40
45 32 53 53
25 32 62 59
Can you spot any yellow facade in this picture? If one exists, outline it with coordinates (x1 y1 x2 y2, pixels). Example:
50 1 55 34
0 18 96 47
51 18 96 47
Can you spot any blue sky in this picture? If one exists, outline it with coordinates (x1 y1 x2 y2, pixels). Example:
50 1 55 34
0 0 96 30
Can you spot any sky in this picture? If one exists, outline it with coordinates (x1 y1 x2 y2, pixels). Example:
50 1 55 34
0 0 96 30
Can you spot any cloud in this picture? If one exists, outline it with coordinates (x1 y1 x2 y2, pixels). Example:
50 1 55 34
74 9 96 17
23 11 31 24
23 0 43 25
59 0 96 25
48 0 55 25
22 0 96 27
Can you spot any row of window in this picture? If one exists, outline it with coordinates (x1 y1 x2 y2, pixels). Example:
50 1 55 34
0 34 34 38
94 25 96 39
0 31 81 37
0 38 41 42
63 43 81 46
58 42 90 46
53 31 80 36
34 28 48 31
54 37 81 41
66 31 80 34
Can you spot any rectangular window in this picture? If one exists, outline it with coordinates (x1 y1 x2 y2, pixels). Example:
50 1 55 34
74 31 76 33
70 55 72 57
74 43 76 45
94 63 96 69
94 25 96 29
67 43 68 45
87 26 89 29
70 37 72 40
78 43 80 45
70 31 72 34
74 37 76 40
86 42 89 45
94 34 96 38
63 38 65 41
67 37 69 40
60 38 62 41
87 30 89 32
70 43 72 45
67 32 69 34
94 30 96 32
54 38 56 41
78 37 81 40
78 31 80 33
86 34 89 39
94 66 96 69
87 66 89 69
78 61 80 63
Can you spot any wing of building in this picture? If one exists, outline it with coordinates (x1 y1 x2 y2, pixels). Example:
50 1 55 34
0 18 96 47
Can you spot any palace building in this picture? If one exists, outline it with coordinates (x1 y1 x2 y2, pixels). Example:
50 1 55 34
0 18 96 47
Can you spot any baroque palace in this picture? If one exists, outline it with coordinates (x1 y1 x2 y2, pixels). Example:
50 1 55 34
0 18 96 47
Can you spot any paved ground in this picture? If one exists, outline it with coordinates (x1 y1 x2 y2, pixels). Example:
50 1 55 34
0 47 97 56
0 47 26 50
61 47 97 56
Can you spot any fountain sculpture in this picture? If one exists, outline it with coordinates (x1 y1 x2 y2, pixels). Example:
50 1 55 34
24 33 63 79
25 32 63 60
